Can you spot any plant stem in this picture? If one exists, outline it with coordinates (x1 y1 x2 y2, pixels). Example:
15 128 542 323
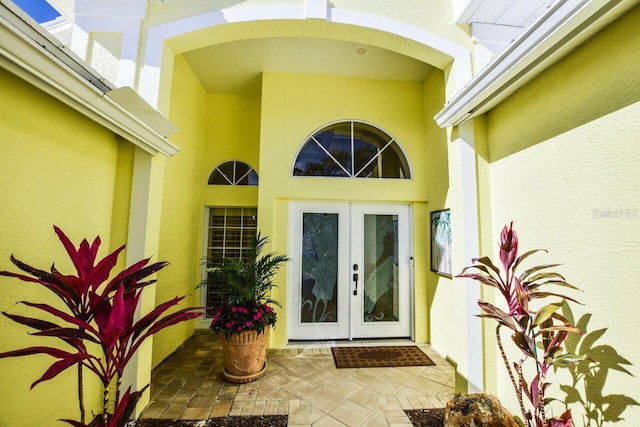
78 363 85 424
497 324 530 426
514 361 533 426
115 374 122 408
103 385 110 427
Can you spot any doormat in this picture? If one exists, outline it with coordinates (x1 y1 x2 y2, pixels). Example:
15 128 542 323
331 346 435 369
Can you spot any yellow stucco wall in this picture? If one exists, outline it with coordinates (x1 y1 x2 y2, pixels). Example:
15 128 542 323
484 5 640 421
198 91 262 277
110 140 135 254
200 92 261 209
258 71 446 346
0 68 127 425
152 54 208 366
423 75 484 393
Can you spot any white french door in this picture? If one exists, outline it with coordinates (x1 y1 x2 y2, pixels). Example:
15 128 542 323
287 201 412 340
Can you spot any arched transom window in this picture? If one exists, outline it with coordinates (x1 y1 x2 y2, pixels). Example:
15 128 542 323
293 121 411 179
208 161 258 185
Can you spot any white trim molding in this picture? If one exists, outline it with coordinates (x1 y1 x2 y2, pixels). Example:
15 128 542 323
0 1 179 157
435 0 638 127
140 0 472 109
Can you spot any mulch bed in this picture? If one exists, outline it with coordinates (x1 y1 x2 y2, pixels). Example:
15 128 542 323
132 415 287 427
405 408 445 426
133 410 441 426
331 346 435 368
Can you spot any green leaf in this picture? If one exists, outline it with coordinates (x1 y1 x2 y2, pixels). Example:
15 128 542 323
512 249 546 272
535 324 583 336
553 353 585 366
473 256 502 275
532 302 563 327
512 331 535 358
459 264 500 281
528 291 581 304
458 269 503 289
478 301 518 331
519 264 562 282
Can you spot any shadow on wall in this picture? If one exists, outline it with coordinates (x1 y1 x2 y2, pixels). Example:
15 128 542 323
425 115 451 317
555 303 639 426
487 5 640 162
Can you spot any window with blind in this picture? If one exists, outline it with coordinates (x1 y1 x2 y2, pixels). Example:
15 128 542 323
204 207 257 316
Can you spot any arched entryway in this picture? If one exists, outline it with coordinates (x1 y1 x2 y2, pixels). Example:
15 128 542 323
287 121 413 340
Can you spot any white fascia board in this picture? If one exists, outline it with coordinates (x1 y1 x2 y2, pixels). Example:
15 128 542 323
75 0 147 19
435 0 630 127
0 2 179 157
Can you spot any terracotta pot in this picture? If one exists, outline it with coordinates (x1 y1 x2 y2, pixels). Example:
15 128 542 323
221 326 269 383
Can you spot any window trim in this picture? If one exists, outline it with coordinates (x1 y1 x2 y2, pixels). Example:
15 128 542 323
207 160 259 186
291 120 412 179
199 206 258 319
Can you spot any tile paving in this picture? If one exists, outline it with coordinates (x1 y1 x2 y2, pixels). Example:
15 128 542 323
139 332 455 426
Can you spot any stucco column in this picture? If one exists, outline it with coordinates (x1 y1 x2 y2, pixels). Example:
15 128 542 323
122 147 165 416
458 121 483 393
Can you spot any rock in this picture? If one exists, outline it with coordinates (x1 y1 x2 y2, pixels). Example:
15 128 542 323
444 393 519 427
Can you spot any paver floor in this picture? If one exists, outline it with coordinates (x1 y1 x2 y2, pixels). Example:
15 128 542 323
139 332 455 426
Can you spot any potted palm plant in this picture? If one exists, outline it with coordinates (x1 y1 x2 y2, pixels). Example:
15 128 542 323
206 233 288 383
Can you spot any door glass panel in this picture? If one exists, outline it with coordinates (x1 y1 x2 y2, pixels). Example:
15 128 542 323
362 214 399 322
300 213 339 323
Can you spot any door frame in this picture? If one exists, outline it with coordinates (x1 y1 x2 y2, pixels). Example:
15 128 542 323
287 200 414 341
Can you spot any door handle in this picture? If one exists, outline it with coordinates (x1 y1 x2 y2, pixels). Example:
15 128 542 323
353 264 359 296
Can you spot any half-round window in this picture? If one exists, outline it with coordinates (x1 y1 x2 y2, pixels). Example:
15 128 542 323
208 161 258 185
293 121 411 179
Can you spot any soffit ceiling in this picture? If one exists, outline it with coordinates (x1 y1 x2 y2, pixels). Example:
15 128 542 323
47 0 556 96
458 0 555 27
179 1 556 95
182 37 436 95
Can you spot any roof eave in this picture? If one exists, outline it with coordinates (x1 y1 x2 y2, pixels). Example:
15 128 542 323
0 1 180 157
435 0 638 128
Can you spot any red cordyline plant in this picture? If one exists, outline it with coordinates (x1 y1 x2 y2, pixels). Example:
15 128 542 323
0 226 203 426
457 222 583 427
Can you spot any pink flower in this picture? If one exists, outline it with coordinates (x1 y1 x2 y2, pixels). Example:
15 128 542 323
253 312 262 320
225 321 235 328
231 306 238 313
246 321 252 327
238 307 248 315
237 326 243 331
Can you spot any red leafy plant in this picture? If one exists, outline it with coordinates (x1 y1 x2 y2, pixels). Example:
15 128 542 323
0 226 203 426
457 222 583 427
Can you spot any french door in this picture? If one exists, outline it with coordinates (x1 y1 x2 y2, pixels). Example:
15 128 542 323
288 201 412 340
